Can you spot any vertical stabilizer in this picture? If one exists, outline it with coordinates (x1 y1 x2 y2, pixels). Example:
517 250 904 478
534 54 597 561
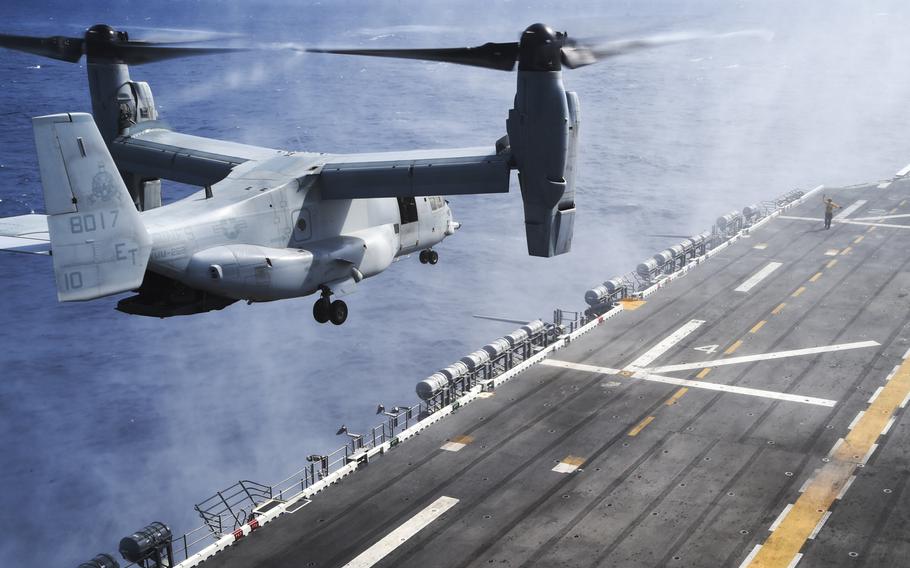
34 112 152 301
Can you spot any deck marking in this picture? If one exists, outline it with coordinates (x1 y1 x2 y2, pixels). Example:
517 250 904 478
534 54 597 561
735 262 783 292
627 319 705 368
836 476 856 500
853 235 864 244
693 344 719 354
847 411 864 430
644 341 880 374
808 272 822 283
552 455 585 474
886 365 900 381
750 320 767 334
769 504 794 531
840 246 852 255
696 368 712 379
798 470 819 493
903 346 910 359
902 200 908 207
772 303 786 315
827 438 845 458
746 353 910 567
791 287 806 298
868 386 884 403
740 546 763 568
882 416 896 435
619 298 646 310
824 249 839 256
541 360 836 406
833 200 867 220
877 181 892 189
725 340 744 354
779 215 910 230
628 416 655 436
341 496 459 568
898 163 910 176
786 554 803 568
808 512 831 540
666 388 688 405
825 259 838 269
440 435 474 452
753 243 768 250
867 226 876 233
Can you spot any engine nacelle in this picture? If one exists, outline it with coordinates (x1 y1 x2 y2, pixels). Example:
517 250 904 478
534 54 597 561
184 244 317 301
506 24 579 258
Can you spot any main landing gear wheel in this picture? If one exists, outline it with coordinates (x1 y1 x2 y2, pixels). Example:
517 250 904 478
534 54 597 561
419 250 429 264
330 300 348 325
313 297 330 323
428 250 439 265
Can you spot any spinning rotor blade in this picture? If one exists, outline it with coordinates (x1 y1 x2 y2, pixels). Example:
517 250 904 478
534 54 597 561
0 33 83 63
307 41 520 71
562 29 773 69
0 24 251 65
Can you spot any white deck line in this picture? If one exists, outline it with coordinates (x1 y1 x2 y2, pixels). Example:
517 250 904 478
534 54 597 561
739 545 763 568
836 475 856 500
808 511 832 540
341 496 459 568
734 262 783 292
787 553 804 568
627 319 705 368
769 504 794 531
882 416 897 436
877 181 892 189
834 200 867 220
848 411 865 431
644 341 880 374
861 444 878 465
897 163 910 177
852 213 910 221
542 360 836 406
828 438 845 458
798 470 819 493
868 386 884 404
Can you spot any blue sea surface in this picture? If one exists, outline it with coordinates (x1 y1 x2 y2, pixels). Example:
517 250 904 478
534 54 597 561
2 0 910 565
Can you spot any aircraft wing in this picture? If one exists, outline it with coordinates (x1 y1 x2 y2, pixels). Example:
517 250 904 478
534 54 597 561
317 146 513 199
110 122 289 186
0 213 50 255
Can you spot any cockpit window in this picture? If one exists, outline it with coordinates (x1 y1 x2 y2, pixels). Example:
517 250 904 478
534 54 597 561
429 196 444 210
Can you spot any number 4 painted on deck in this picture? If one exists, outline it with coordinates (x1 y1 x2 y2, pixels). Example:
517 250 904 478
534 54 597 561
694 344 719 354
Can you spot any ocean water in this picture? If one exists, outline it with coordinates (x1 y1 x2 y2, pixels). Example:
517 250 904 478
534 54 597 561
2 1 910 565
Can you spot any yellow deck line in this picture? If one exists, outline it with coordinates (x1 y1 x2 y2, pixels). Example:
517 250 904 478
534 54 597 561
696 368 712 379
665 388 688 406
724 340 744 355
900 200 907 207
826 259 838 269
772 303 786 315
809 272 823 283
619 298 646 311
747 356 910 567
853 235 864 244
841 246 853 255
628 415 655 436
867 226 876 233
750 320 767 334
791 287 806 298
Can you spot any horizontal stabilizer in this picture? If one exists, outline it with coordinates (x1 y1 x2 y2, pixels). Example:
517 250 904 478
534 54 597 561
34 113 152 301
0 213 50 255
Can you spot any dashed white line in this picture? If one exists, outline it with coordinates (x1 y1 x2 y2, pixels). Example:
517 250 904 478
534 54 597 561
799 470 819 493
769 504 794 532
786 553 804 568
903 346 910 360
834 200 867 220
877 181 892 189
739 545 763 568
861 444 878 465
848 411 865 430
828 438 845 458
627 319 706 369
808 512 832 540
902 392 910 409
735 262 783 293
897 163 910 177
882 416 897 436
886 365 900 381
868 386 884 404
836 475 856 500
342 496 459 568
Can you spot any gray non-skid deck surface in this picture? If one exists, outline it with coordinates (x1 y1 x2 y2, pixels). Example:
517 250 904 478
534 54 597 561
210 180 910 567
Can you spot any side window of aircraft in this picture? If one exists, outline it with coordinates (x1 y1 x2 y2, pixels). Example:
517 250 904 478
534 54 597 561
429 196 444 210
397 197 419 224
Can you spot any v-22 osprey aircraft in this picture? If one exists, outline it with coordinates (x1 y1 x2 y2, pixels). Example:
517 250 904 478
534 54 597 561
0 23 701 324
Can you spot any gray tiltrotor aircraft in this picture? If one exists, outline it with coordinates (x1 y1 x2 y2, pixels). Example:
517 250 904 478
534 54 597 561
0 23 696 323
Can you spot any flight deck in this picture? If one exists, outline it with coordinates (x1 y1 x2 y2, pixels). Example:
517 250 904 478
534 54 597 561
189 177 910 568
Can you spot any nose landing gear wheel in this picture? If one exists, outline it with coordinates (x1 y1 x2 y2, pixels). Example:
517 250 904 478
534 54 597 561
419 250 429 264
330 300 348 325
428 250 439 265
313 297 330 323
